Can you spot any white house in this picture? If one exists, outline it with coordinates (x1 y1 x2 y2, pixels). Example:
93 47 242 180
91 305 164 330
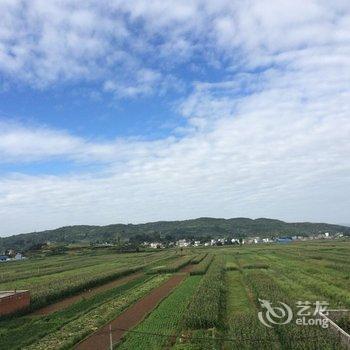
150 242 163 249
15 253 25 260
177 239 189 247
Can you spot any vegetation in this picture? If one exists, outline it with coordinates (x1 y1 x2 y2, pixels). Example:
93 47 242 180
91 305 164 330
184 256 225 328
0 249 171 310
23 275 169 350
190 254 213 275
337 314 350 333
117 276 202 350
0 274 151 349
241 263 269 269
225 262 239 271
191 253 207 264
148 255 193 274
0 241 349 349
1 217 349 251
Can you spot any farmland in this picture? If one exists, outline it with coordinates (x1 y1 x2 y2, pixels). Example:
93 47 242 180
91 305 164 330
0 241 349 349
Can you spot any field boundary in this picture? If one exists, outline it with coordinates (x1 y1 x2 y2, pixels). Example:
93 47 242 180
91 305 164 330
318 309 350 349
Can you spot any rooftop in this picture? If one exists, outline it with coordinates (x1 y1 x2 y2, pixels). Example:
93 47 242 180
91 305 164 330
0 290 28 299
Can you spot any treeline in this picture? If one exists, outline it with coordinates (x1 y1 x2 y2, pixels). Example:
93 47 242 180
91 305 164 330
1 217 349 252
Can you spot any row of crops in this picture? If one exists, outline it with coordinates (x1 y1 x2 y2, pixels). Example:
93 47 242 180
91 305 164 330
148 255 194 274
0 250 174 310
116 243 349 349
117 276 202 349
1 242 349 349
242 269 342 349
0 250 159 283
183 257 224 329
191 253 207 264
222 245 349 349
190 254 213 275
0 274 170 350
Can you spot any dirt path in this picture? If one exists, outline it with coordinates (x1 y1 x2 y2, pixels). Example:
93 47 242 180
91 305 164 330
75 266 193 350
32 272 143 316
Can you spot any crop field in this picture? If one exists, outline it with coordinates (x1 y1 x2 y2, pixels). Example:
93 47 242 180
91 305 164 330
0 241 349 349
0 249 176 309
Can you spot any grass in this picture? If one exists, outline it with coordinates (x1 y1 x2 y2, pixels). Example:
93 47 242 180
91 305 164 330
226 271 252 313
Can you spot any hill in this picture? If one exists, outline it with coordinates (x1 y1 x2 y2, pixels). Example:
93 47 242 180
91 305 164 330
1 217 349 252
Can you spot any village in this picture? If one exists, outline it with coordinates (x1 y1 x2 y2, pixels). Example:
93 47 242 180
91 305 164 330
0 231 346 263
142 231 345 249
0 250 25 263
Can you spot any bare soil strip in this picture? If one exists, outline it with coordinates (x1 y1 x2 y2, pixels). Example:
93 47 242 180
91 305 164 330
32 272 143 316
75 267 193 350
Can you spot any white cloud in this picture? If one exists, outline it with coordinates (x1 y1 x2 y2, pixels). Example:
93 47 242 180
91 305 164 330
0 121 175 164
1 1 350 234
1 1 350 91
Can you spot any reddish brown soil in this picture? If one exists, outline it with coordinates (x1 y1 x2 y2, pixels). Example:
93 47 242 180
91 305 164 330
75 265 193 350
32 272 143 316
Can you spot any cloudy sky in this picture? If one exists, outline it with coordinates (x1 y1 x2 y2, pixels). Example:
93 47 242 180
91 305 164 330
0 0 349 236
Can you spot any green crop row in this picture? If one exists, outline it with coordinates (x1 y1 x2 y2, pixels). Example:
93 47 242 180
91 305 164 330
0 250 158 284
225 312 280 350
29 264 144 310
22 274 170 350
190 255 213 275
0 274 151 349
191 253 207 264
117 275 202 349
243 270 342 349
148 255 193 274
0 250 173 311
183 257 224 329
225 262 239 271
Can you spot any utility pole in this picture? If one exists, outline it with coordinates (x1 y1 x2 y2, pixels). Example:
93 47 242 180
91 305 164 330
109 324 113 350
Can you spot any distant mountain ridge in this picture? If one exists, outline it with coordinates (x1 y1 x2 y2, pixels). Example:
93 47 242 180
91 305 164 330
0 217 349 251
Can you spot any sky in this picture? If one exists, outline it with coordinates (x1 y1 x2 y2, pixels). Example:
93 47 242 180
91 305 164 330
0 0 350 236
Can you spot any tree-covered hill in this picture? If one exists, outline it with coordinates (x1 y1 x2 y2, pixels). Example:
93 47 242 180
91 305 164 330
0 217 349 252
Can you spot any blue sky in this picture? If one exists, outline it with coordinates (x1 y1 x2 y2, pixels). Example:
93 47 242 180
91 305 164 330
0 1 350 235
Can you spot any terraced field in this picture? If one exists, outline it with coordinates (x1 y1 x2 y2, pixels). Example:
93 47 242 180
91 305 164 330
1 241 349 349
